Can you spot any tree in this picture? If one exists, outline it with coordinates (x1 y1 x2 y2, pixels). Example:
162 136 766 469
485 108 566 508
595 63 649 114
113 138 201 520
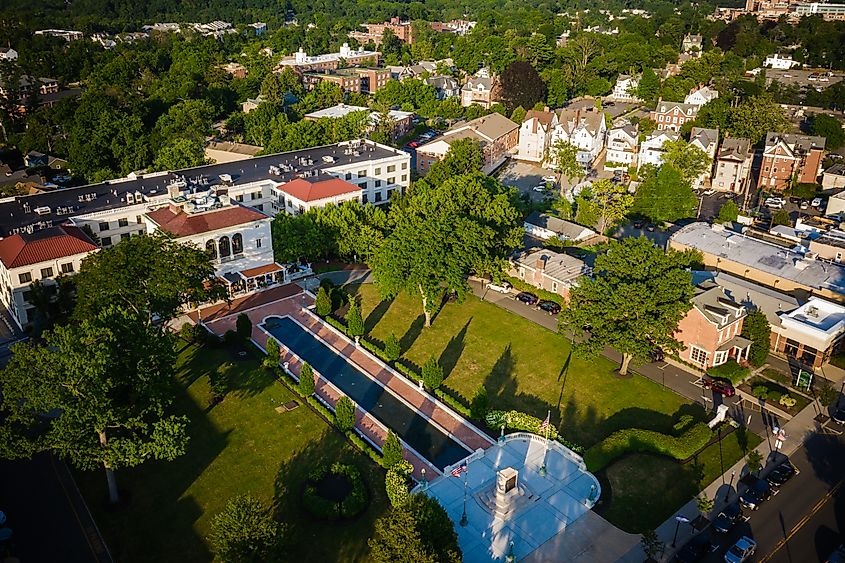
421 356 444 390
236 313 252 341
772 208 791 227
382 430 404 468
385 460 413 507
640 529 664 561
662 139 711 182
153 138 206 171
809 113 845 150
546 140 581 183
263 338 280 370
727 95 791 145
741 310 771 367
499 61 546 112
561 237 696 375
209 495 283 563
421 138 483 186
209 365 229 405
470 385 489 419
346 300 364 338
370 173 522 326
384 333 401 362
73 233 222 330
717 200 740 223
632 164 698 223
696 494 715 515
591 179 634 233
369 495 461 563
298 363 315 397
0 307 188 503
335 396 356 432
636 68 660 103
510 106 527 125
315 286 333 316
746 450 763 475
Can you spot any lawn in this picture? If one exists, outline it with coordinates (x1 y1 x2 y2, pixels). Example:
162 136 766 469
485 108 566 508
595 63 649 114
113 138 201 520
76 341 387 563
349 283 700 448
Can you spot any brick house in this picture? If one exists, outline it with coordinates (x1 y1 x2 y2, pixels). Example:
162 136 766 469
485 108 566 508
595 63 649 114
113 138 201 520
507 249 590 300
416 112 518 175
675 281 752 369
758 133 825 191
649 99 699 132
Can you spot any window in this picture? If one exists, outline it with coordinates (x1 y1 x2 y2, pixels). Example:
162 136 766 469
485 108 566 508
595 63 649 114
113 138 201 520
206 240 217 260
690 346 708 365
118 218 129 228
375 167 381 175
236 195 244 202
40 267 53 278
255 238 262 249
401 162 407 170
232 233 244 255
101 236 112 247
22 290 32 303
713 351 727 366
61 263 74 274
388 177 395 185
784 338 800 357
358 170 366 178
362 193 368 204
551 281 558 293
255 203 263 211
121 233 130 241
250 192 258 200
99 222 109 232
401 174 407 182
219 236 231 258
345 172 352 180
387 165 396 173
136 215 143 224
18 272 31 284
375 192 382 203
138 230 145 236
374 179 382 188
518 268 525 279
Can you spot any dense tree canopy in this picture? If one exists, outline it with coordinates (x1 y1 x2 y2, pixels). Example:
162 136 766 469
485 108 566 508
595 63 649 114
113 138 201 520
368 494 460 563
633 164 698 224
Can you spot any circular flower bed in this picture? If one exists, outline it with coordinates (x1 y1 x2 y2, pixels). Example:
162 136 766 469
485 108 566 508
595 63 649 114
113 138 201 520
302 462 368 519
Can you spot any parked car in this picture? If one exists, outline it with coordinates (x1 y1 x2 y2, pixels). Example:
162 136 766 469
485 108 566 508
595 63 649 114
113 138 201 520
532 184 547 192
650 348 665 362
739 477 772 510
408 141 419 148
724 536 757 563
713 502 744 533
486 281 512 294
826 545 845 563
646 223 656 232
674 532 716 563
704 188 717 196
831 405 845 424
542 175 557 183
633 220 644 229
538 300 561 314
800 200 809 210
812 197 824 208
765 197 786 209
515 292 539 305
702 376 736 397
766 461 798 488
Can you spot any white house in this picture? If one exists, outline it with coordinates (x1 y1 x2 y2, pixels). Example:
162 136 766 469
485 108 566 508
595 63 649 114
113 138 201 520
551 108 608 168
712 137 753 194
0 48 18 62
605 123 639 168
684 85 720 108
609 74 642 103
461 76 496 108
517 109 558 163
638 131 679 170
524 212 596 242
275 176 366 211
689 127 719 190
764 54 800 70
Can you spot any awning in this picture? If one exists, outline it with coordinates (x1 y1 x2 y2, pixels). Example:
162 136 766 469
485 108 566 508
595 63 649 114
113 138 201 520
240 262 284 279
717 335 753 352
220 272 242 285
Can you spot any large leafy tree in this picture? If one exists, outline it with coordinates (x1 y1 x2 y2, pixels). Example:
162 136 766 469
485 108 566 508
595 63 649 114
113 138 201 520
499 61 546 112
0 307 188 503
73 233 222 329
546 140 582 183
368 494 461 563
209 495 284 562
591 179 634 233
153 138 207 171
741 310 772 367
727 95 791 145
809 113 844 150
661 139 711 182
370 173 522 326
561 237 696 375
632 164 698 223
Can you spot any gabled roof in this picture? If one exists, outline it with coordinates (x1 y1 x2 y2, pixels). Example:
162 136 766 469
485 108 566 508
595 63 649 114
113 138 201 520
690 127 719 149
764 132 826 154
691 284 745 328
277 177 360 202
0 224 97 269
146 204 268 237
524 212 595 240
718 137 751 161
653 100 699 116
511 248 588 284
555 108 604 136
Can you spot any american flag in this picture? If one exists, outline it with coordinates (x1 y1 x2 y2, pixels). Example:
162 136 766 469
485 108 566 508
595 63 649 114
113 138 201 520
539 411 550 432
451 462 467 477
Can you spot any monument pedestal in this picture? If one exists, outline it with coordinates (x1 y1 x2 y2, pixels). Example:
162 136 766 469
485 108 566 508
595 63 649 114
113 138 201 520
477 467 531 519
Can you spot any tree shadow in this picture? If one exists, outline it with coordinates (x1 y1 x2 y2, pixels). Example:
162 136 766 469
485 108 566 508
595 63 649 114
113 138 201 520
365 298 393 333
483 344 557 427
439 318 471 380
400 314 425 353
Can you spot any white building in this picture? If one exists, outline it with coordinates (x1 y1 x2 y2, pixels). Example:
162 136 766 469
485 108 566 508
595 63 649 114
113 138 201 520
551 108 608 168
517 109 558 163
684 85 720 108
34 29 83 41
275 177 365 211
764 54 800 70
0 48 18 62
638 131 679 170
689 127 719 190
712 137 753 194
523 212 596 242
609 74 642 103
605 123 639 168
461 76 496 108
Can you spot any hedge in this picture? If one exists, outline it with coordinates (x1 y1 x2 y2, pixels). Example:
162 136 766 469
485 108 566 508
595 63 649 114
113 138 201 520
485 410 584 454
584 423 713 472
325 315 348 334
434 388 472 418
707 360 750 385
346 430 386 468
504 275 565 306
302 462 369 519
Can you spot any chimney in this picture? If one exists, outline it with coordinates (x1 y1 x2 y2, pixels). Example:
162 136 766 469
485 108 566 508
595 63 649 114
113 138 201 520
544 106 550 113
535 256 547 270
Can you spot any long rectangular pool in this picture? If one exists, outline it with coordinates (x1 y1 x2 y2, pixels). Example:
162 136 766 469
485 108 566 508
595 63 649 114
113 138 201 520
262 316 471 470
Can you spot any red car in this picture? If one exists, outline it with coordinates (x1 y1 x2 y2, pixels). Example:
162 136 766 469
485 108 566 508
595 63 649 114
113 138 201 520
408 141 419 148
702 376 735 397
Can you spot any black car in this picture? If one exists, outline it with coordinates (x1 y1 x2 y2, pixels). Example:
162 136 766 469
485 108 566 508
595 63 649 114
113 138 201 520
739 477 772 510
516 292 539 305
646 223 656 232
633 220 644 229
674 532 716 563
766 461 798 488
538 300 561 314
650 348 665 362
831 406 845 424
712 502 743 533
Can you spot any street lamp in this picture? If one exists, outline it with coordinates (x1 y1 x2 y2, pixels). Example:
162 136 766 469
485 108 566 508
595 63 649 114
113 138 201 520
671 516 690 547
725 470 736 502
718 427 725 485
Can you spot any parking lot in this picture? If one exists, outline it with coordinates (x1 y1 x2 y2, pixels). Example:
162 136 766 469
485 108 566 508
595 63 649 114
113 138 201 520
764 68 844 90
496 159 563 202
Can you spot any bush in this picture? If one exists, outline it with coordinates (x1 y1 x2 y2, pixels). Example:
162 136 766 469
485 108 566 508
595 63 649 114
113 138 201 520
385 460 413 507
752 385 769 400
324 315 348 335
307 396 336 424
209 365 229 405
236 313 252 341
384 333 401 362
315 286 333 316
382 430 404 469
470 385 489 419
224 330 240 346
815 380 837 406
346 300 364 338
360 338 390 362
346 430 385 467
766 389 782 403
421 356 443 391
584 423 713 472
299 363 316 397
263 338 280 369
335 396 356 432
302 462 369 519
707 360 750 385
434 388 471 417
779 395 797 408
208 495 283 563
180 322 201 342
741 310 771 367
485 410 558 439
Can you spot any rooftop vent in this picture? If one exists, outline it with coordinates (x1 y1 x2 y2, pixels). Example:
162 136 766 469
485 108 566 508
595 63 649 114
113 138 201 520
34 206 51 215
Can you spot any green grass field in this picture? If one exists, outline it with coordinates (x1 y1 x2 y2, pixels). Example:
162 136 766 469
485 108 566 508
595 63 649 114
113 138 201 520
76 342 387 563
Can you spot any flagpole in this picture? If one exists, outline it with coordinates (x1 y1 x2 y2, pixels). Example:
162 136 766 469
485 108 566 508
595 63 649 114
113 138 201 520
460 465 468 527
540 410 550 476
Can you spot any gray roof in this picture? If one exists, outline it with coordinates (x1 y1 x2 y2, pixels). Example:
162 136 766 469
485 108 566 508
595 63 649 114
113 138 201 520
825 163 845 177
512 248 587 284
765 132 826 153
691 270 800 327
718 137 751 160
425 75 459 90
671 222 845 295
462 76 492 91
691 284 746 328
0 140 404 237
690 127 719 149
524 212 594 240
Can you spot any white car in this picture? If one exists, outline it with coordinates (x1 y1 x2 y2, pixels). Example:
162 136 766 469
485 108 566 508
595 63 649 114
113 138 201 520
800 201 809 210
704 189 717 196
486 281 512 294
542 175 558 183
532 185 547 192
812 197 823 208
765 197 785 209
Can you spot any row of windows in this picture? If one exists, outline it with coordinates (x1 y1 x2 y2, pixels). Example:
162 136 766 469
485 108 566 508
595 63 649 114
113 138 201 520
17 262 74 284
99 216 143 232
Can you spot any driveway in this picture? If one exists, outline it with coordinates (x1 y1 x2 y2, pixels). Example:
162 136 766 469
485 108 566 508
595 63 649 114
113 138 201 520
496 160 557 202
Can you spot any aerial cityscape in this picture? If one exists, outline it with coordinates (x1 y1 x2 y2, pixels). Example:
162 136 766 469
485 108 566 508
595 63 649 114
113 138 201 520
0 0 844 561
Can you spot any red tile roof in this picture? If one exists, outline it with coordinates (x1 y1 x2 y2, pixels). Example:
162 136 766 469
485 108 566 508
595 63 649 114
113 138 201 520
0 224 98 269
146 204 268 238
278 178 360 203
240 262 283 278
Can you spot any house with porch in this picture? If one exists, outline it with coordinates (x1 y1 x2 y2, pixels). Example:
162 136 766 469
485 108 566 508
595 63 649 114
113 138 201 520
605 123 639 168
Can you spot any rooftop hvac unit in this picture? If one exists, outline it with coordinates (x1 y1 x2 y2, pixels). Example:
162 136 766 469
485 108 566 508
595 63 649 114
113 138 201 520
806 306 819 318
34 206 51 215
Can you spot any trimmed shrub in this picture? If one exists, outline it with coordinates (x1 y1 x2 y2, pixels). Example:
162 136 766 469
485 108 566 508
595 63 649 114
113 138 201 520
470 385 489 420
360 338 390 362
434 388 471 417
325 315 348 335
335 396 356 432
385 460 413 507
485 410 558 439
302 462 369 519
752 385 769 400
384 333 401 362
263 338 280 369
707 360 750 385
779 395 797 408
766 389 782 403
382 430 404 469
299 363 316 397
347 431 385 467
346 300 364 338
307 396 335 423
315 286 333 316
236 313 252 341
421 356 444 391
584 423 713 472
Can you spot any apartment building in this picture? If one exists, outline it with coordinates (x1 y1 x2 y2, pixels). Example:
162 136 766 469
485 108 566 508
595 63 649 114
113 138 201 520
758 132 825 191
650 100 699 132
712 137 753 194
302 67 391 94
684 85 719 108
551 107 607 168
517 109 558 163
304 104 414 138
638 131 679 170
275 44 380 73
508 248 590 301
348 17 414 45
608 75 642 103
605 123 639 168
461 76 497 108
416 113 518 175
690 127 719 190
